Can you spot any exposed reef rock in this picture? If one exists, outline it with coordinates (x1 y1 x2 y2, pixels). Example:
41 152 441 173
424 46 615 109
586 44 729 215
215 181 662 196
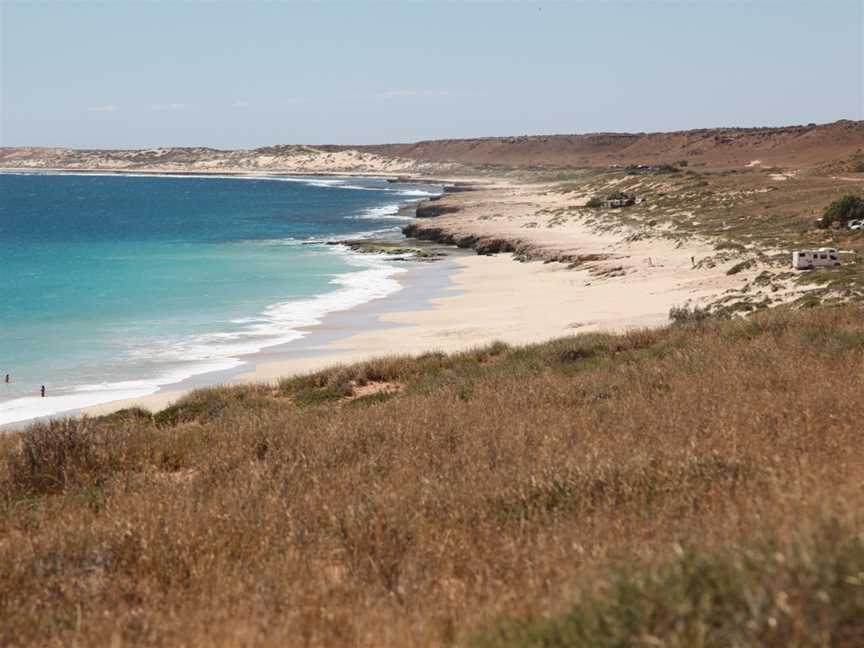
442 183 478 194
310 238 446 260
415 203 462 218
402 224 530 258
402 221 611 269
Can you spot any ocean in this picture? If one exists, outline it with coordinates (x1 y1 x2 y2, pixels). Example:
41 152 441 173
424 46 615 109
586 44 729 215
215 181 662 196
0 172 441 425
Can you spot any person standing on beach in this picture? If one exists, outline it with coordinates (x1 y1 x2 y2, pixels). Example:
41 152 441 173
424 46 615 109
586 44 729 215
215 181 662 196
41 385 45 398
4 373 8 384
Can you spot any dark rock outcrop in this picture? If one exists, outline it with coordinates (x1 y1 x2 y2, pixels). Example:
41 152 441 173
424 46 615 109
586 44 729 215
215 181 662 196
474 238 517 255
415 203 461 218
402 223 613 267
402 224 524 257
443 184 478 193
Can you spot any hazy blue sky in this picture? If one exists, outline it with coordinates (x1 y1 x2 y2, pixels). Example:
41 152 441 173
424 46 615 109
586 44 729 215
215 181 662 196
1 1 861 149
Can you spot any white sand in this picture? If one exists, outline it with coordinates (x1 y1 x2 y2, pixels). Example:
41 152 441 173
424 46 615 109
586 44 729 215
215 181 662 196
84 241 748 417
78 176 760 419
242 246 746 381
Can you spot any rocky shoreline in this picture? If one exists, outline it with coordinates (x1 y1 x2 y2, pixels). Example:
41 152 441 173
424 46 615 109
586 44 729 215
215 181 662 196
402 189 614 268
323 238 448 261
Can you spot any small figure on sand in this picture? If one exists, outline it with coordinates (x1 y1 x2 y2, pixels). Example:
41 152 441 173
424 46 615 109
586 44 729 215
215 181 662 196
41 385 46 398
4 373 9 384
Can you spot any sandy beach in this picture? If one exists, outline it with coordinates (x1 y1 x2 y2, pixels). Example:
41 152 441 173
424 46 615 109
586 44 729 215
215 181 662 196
237 252 743 378
80 176 760 419
2 168 799 430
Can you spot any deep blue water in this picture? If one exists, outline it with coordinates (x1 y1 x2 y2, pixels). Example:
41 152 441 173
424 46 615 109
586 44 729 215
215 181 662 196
0 172 439 424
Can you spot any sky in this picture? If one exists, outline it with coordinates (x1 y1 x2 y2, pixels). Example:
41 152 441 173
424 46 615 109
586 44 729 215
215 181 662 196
1 0 862 149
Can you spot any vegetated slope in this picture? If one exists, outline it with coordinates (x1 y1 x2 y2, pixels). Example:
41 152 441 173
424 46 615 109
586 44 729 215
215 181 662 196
3 305 864 646
357 120 864 169
0 145 432 175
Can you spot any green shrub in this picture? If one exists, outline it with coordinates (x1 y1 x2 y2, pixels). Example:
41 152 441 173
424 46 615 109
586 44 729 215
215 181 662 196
727 259 755 275
669 303 714 324
822 194 864 227
4 417 153 497
472 523 864 648
153 385 273 427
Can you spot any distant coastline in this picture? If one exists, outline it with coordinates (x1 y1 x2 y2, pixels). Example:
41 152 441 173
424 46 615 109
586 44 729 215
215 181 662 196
4 119 862 173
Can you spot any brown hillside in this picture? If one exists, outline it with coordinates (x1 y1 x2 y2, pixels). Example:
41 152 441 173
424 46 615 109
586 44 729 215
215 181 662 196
353 120 864 169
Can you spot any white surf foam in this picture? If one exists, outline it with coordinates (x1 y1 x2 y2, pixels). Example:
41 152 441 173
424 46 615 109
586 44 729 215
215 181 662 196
132 249 405 364
0 357 247 427
348 204 413 220
0 172 440 427
0 389 156 427
0 247 407 427
396 189 440 197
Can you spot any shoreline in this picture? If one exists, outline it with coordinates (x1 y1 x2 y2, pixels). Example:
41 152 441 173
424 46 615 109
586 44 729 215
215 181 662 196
0 253 459 431
85 219 748 422
205 175 770 387
2 170 764 430
0 171 452 429
80 254 465 420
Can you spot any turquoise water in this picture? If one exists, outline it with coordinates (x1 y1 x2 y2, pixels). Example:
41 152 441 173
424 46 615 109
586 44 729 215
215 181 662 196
0 172 439 424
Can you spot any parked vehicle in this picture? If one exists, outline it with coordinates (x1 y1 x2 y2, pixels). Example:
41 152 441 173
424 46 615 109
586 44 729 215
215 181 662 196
848 219 863 231
792 248 841 270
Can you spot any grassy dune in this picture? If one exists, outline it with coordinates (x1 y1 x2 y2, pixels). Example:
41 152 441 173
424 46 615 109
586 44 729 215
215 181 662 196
546 163 864 308
3 305 864 646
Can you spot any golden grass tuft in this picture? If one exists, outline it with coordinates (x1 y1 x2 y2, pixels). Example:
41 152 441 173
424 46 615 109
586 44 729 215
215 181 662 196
3 305 864 646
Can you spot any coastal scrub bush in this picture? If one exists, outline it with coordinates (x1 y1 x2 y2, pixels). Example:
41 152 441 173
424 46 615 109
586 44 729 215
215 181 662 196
726 258 755 275
714 240 747 252
472 522 864 648
4 416 155 497
669 302 714 324
153 384 274 427
821 194 864 227
5 419 99 496
293 382 354 407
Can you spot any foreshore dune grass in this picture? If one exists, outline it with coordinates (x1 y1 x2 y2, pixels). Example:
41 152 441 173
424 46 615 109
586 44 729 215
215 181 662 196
546 165 864 303
3 305 864 646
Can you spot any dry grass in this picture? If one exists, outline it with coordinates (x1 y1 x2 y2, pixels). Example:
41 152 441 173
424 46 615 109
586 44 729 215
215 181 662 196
549 165 864 307
553 165 863 247
3 306 864 646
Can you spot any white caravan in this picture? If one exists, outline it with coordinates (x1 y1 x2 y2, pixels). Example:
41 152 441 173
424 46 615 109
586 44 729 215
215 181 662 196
792 248 841 270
